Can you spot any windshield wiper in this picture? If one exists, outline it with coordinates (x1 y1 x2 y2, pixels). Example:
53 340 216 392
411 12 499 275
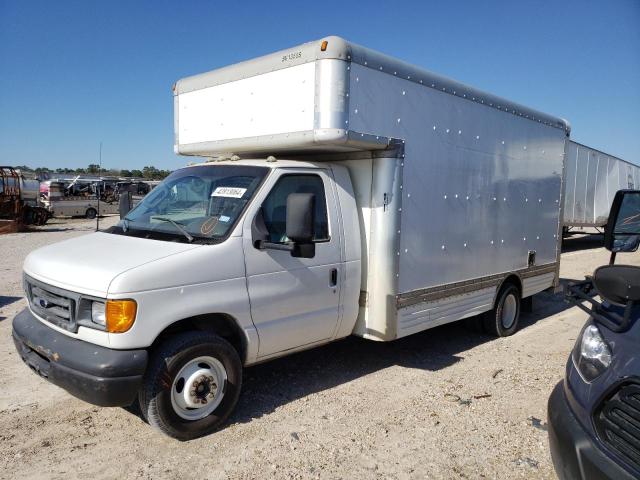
153 217 194 243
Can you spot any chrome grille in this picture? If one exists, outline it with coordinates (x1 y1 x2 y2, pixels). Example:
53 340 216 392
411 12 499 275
595 383 640 472
25 275 79 332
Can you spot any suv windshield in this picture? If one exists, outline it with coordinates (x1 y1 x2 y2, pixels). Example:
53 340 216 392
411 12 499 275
110 165 268 243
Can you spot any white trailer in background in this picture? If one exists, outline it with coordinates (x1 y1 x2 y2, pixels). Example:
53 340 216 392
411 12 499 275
563 141 640 230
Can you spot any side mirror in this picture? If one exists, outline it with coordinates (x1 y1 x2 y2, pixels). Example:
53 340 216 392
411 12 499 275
286 193 316 258
252 193 316 259
604 190 640 257
286 193 315 243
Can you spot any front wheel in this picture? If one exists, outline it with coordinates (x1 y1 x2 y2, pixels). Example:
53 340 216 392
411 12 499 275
85 208 97 219
483 284 521 337
138 331 242 440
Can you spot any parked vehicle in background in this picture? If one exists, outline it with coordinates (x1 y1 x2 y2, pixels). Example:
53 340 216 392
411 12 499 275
117 180 151 196
8 36 630 440
40 178 121 218
0 166 49 234
563 141 640 234
549 189 640 479
44 196 120 219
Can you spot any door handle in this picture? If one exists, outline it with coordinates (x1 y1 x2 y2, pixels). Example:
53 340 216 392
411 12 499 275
329 268 338 287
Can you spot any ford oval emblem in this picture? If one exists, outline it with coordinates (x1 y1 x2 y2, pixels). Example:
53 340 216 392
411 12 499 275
38 298 49 308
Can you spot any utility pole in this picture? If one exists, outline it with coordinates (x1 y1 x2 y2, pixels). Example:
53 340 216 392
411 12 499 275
96 141 102 231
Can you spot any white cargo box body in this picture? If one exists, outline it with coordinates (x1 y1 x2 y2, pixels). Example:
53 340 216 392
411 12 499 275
563 141 640 228
175 37 568 340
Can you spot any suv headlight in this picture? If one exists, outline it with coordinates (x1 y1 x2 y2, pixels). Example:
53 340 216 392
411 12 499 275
573 323 612 382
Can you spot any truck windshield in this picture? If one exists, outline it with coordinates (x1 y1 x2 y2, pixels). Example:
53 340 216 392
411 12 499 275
111 165 268 243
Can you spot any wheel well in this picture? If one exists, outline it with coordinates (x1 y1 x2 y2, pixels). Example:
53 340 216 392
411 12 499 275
494 274 522 305
152 313 247 363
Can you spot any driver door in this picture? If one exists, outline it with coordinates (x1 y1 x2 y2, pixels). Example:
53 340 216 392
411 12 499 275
242 168 343 358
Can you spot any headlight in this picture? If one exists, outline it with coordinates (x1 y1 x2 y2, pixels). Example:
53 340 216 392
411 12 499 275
105 299 137 333
91 301 106 326
573 323 612 382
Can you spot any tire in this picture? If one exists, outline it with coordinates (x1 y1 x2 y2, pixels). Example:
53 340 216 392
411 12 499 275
85 208 97 219
483 283 521 337
138 331 242 441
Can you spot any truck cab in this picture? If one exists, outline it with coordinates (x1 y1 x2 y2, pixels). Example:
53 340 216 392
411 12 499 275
13 158 362 439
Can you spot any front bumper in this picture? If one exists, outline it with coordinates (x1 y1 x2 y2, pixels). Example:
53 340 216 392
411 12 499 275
548 381 637 480
12 307 148 407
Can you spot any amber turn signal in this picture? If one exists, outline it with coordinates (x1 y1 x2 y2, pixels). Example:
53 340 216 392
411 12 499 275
320 40 328 52
105 300 137 333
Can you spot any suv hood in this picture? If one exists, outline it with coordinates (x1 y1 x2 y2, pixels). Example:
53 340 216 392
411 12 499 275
23 232 201 297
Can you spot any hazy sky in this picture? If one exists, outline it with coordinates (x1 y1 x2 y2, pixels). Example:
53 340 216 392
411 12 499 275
1 0 639 170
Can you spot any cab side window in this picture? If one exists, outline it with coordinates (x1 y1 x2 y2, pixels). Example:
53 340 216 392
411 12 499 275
261 175 329 243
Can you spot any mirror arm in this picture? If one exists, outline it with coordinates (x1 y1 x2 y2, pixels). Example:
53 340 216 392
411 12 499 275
256 240 294 252
255 239 315 258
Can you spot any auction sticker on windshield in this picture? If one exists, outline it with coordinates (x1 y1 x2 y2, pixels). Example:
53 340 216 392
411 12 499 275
212 187 246 198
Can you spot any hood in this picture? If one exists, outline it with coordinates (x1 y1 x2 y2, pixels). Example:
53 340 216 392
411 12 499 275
23 232 201 297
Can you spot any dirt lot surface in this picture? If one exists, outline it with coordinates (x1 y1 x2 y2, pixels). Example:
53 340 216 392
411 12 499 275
0 221 634 479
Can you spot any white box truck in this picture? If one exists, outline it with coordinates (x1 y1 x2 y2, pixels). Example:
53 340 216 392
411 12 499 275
13 36 568 440
563 140 640 230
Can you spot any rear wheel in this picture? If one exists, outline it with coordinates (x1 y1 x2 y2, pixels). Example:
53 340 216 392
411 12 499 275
138 331 242 440
85 208 97 219
483 283 521 337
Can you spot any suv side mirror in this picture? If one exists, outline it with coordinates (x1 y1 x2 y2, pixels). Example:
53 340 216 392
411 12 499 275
604 190 640 259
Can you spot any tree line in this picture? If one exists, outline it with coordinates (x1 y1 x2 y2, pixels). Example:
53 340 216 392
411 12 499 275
14 164 172 180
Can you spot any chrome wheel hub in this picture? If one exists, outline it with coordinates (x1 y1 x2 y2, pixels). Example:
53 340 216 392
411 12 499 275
170 356 227 421
501 293 518 329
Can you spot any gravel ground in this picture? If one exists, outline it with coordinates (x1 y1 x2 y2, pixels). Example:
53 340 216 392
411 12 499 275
0 221 633 480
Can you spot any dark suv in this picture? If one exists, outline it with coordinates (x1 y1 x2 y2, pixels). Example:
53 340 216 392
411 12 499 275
549 190 640 479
